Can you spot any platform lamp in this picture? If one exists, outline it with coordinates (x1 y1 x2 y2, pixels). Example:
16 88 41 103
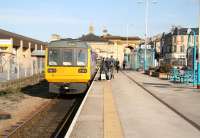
187 28 197 86
137 0 157 71
197 0 200 89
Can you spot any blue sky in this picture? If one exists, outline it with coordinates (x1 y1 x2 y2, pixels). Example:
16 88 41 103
0 0 199 41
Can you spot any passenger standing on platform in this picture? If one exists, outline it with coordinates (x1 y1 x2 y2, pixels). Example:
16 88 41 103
123 60 126 70
110 56 115 79
115 58 120 73
105 57 110 80
99 58 107 80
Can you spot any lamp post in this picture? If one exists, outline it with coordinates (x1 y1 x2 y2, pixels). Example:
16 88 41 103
197 0 200 89
187 28 197 86
138 0 157 71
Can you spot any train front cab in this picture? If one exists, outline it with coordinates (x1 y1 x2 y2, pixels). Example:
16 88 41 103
45 47 91 94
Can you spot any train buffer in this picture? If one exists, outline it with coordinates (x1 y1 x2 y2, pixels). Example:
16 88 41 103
66 71 200 138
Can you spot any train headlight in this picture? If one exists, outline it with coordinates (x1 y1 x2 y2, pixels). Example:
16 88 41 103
48 68 57 73
78 68 87 73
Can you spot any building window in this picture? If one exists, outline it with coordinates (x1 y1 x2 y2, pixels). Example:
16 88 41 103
173 45 177 53
180 45 184 53
173 36 176 43
181 35 184 43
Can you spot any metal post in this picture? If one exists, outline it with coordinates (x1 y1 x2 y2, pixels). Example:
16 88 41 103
144 0 149 71
152 48 155 67
197 1 200 89
126 24 129 46
186 33 191 67
193 31 197 86
31 60 34 75
7 58 10 80
17 54 20 79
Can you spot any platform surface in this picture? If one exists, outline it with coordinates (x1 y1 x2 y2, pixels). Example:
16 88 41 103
69 71 200 138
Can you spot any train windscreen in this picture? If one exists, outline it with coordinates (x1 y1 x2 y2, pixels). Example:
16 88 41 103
48 48 88 66
77 49 87 66
48 48 60 66
63 49 73 65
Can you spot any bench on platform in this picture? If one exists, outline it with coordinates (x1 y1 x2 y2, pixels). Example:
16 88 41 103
168 68 193 83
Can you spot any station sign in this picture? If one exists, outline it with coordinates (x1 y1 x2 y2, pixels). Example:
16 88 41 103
0 39 13 53
0 39 13 47
140 45 152 49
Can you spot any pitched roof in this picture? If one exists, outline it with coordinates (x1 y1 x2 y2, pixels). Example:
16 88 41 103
102 35 141 41
0 28 47 46
172 27 199 35
79 33 108 42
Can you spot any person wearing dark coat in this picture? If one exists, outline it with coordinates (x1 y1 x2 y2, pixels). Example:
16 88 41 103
99 58 108 80
115 59 120 73
123 60 126 70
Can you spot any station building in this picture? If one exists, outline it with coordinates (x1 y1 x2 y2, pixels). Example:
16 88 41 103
79 26 141 66
0 29 47 81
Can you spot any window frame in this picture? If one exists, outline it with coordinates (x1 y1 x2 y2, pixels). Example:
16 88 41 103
61 48 75 66
48 48 62 66
47 47 88 67
76 48 88 67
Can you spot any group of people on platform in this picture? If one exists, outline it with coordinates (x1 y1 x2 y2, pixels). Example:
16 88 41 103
99 56 126 80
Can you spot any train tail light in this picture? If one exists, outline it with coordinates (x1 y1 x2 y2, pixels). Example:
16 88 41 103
48 68 57 73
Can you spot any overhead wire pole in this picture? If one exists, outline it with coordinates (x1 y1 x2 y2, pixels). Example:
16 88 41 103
197 0 200 89
126 24 129 46
144 0 149 71
138 0 157 71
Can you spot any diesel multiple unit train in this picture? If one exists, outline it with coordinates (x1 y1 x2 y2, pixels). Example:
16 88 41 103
45 40 97 94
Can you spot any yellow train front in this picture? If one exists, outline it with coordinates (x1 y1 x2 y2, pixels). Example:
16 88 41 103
45 40 97 94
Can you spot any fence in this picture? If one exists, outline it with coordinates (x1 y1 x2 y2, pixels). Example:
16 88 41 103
0 73 44 91
130 48 155 70
0 54 44 82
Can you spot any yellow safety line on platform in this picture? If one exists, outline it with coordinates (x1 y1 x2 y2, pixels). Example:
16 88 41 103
103 81 124 138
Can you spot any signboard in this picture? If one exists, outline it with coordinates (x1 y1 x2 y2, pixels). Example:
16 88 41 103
140 45 152 49
0 39 13 47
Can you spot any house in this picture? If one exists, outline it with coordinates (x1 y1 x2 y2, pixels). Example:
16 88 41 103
160 27 199 67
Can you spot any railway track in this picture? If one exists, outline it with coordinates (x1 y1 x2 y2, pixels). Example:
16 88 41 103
122 71 200 132
2 71 97 138
3 95 84 138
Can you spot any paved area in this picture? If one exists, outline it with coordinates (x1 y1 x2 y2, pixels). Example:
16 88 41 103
69 71 200 138
69 80 104 138
123 70 200 128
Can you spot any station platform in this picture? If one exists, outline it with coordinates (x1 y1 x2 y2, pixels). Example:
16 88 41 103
67 71 200 138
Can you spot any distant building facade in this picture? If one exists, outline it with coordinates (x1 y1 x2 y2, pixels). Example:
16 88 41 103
79 26 141 66
159 27 199 67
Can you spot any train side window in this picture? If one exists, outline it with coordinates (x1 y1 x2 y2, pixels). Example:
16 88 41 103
77 49 87 66
63 49 73 66
48 49 60 66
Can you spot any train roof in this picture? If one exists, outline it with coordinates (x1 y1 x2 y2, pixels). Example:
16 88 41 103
48 40 91 48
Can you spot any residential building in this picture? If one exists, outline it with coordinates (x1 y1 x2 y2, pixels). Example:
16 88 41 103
160 27 199 67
